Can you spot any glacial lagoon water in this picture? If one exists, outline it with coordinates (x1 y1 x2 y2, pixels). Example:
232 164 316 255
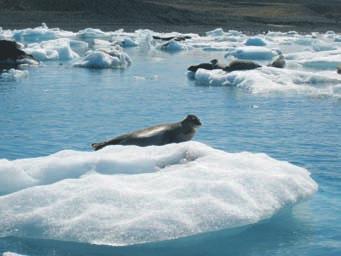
0 27 340 256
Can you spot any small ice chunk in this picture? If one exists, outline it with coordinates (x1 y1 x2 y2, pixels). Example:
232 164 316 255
0 69 29 81
76 28 111 39
120 37 139 48
159 40 189 52
206 28 225 37
312 40 337 51
244 37 267 46
12 23 72 43
25 39 79 61
2 252 28 256
225 46 277 60
73 50 131 69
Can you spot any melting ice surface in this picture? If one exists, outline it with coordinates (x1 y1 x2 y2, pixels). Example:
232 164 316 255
0 142 317 245
0 25 340 256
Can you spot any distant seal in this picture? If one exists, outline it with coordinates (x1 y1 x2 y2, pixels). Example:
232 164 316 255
223 60 261 72
91 115 202 151
188 55 285 73
268 55 286 69
188 59 260 73
153 35 192 41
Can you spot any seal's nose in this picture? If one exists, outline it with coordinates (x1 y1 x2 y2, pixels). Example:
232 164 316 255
196 118 202 126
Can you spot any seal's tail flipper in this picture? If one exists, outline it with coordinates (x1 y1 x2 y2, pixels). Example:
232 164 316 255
91 142 107 151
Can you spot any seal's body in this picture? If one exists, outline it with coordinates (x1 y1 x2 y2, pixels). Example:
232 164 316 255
223 60 261 72
153 35 191 41
92 115 202 151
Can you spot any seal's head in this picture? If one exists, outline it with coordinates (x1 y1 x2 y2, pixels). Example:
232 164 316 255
182 114 202 128
210 59 218 65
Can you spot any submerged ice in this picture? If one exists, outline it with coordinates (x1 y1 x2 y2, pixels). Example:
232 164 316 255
0 142 317 246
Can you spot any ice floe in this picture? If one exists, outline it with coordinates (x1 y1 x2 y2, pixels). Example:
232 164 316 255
0 142 317 245
158 40 190 52
2 253 27 256
73 50 131 69
194 67 341 97
0 69 28 81
25 39 80 61
76 28 111 39
244 37 268 46
12 23 73 43
225 46 278 60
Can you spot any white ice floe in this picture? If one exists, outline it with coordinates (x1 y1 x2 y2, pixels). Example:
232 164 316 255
286 50 341 70
0 142 317 246
2 253 27 256
119 37 139 48
76 28 111 39
0 69 29 81
244 37 267 46
12 23 73 43
194 67 341 97
225 46 278 60
25 39 80 61
158 40 190 52
206 28 225 37
73 50 131 69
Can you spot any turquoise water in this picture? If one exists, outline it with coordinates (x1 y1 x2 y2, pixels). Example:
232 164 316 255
0 48 340 255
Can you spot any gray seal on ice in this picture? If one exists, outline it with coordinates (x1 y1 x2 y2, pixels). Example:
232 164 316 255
91 115 202 150
187 55 285 73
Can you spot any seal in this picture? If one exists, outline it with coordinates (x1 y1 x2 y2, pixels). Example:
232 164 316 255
91 114 202 151
268 55 286 68
223 60 261 72
188 55 286 73
153 35 191 41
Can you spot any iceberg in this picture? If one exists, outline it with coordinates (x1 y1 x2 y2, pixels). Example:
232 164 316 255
0 142 317 246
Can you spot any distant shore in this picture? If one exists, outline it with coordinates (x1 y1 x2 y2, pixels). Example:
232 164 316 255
1 0 341 34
